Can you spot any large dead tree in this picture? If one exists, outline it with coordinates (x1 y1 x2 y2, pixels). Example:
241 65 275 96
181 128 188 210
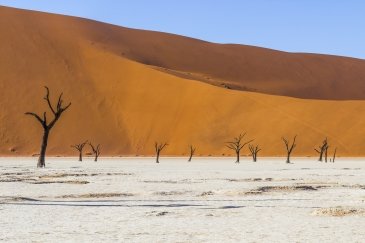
71 141 88 161
89 143 101 162
248 144 261 162
226 133 253 163
155 142 168 163
282 135 297 164
314 138 329 162
188 145 196 162
25 86 71 168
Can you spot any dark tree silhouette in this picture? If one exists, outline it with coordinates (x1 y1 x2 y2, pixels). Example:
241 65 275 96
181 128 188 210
188 145 196 162
314 138 329 162
282 135 297 164
89 143 101 162
71 141 88 161
248 144 261 162
324 144 329 163
25 86 71 168
226 133 253 163
155 142 168 163
331 148 337 163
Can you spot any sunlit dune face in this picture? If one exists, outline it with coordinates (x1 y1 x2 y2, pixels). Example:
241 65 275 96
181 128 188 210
1 6 365 156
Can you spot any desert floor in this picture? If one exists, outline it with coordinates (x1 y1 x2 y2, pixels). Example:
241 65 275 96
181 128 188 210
1 157 365 242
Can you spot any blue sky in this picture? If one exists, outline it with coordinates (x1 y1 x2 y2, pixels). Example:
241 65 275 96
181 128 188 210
1 0 364 59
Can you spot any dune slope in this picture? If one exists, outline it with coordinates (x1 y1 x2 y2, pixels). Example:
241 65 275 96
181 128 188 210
2 6 365 100
1 6 365 157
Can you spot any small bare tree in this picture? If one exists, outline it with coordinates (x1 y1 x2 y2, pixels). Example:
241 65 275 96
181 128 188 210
324 144 329 163
155 142 168 163
282 135 297 164
89 143 101 162
314 138 329 162
331 148 337 163
248 144 261 162
25 86 71 168
188 145 196 162
226 133 253 163
71 141 88 161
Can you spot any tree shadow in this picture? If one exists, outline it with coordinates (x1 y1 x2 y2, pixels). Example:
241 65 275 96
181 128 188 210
1 202 205 208
0 197 319 210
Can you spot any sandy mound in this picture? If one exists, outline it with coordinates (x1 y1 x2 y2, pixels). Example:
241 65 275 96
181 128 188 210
255 185 318 193
38 173 91 179
225 185 318 197
200 191 215 196
153 191 188 196
57 193 134 199
0 196 40 202
31 180 89 185
312 207 365 217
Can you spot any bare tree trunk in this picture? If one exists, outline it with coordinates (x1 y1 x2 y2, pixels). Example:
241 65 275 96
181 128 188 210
282 136 297 164
37 130 49 168
25 86 71 168
226 133 253 164
249 144 261 162
325 147 328 163
188 145 196 162
315 138 328 162
286 153 290 164
154 142 168 164
72 141 88 162
332 148 337 163
156 151 160 163
88 143 101 162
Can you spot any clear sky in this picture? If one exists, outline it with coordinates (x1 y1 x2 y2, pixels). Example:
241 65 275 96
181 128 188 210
1 0 364 59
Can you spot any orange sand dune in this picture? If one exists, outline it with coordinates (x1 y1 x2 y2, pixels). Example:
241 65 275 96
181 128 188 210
2 6 365 100
1 6 365 157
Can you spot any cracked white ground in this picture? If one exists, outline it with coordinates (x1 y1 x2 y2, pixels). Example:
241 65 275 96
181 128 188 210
1 157 365 242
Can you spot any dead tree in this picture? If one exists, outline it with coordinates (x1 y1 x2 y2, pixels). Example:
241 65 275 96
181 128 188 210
324 145 329 163
71 141 88 161
282 135 297 164
89 143 101 162
331 148 337 163
314 138 329 162
248 144 261 162
155 142 168 163
226 133 253 163
25 86 71 168
188 145 196 162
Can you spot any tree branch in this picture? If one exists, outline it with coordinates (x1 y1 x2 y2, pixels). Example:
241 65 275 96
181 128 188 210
44 86 56 115
25 112 46 127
